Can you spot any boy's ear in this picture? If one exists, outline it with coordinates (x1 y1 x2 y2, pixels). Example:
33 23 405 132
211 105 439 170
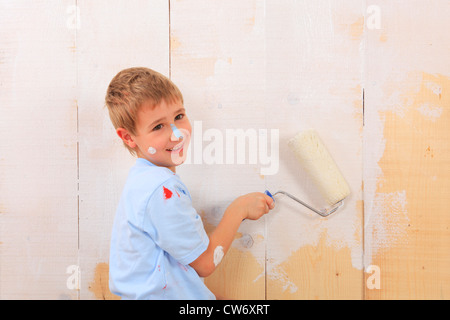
116 128 137 148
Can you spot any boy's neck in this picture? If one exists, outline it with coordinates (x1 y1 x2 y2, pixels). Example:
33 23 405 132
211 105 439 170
138 156 176 173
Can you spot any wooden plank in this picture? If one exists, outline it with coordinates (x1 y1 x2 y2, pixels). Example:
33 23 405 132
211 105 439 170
363 0 450 299
76 0 169 299
170 0 268 299
171 0 364 299
2 0 448 301
264 0 364 299
0 0 79 299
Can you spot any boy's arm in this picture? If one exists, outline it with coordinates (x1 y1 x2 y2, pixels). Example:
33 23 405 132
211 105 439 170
189 192 274 277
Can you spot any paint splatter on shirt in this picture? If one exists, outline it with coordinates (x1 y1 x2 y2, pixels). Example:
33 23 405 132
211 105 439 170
109 158 213 300
163 186 173 200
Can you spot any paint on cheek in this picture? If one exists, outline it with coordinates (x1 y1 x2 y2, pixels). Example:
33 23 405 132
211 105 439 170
163 186 173 200
148 147 156 155
213 246 224 267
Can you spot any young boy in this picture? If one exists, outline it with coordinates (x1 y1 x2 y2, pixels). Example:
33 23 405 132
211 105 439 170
105 67 274 300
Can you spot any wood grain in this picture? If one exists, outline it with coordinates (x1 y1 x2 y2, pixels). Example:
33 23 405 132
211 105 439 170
364 0 450 299
76 0 169 299
0 0 78 299
1 0 449 300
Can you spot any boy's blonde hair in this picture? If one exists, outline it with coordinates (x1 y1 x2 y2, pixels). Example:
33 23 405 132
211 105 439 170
105 67 184 156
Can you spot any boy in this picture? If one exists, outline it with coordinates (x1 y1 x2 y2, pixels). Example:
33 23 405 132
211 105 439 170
105 67 274 300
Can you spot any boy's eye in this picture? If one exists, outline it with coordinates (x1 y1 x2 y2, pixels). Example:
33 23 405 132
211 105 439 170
153 124 163 131
175 114 184 121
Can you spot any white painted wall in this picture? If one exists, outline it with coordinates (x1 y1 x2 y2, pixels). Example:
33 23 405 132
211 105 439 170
1 0 448 299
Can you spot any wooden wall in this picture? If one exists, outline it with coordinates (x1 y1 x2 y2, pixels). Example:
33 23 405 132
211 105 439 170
0 0 448 299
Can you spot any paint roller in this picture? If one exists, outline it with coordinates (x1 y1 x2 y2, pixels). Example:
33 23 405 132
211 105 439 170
265 130 350 217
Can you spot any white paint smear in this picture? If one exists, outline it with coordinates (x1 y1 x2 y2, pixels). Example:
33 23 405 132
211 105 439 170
213 246 224 267
417 103 443 121
364 190 409 266
424 80 442 97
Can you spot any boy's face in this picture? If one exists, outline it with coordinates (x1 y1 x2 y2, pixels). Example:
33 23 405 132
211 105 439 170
117 99 191 172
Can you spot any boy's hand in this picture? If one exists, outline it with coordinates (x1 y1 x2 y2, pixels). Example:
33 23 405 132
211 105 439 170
231 192 275 221
191 192 275 277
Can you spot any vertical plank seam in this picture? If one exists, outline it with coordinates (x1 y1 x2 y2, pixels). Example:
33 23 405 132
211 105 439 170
168 0 172 79
362 87 365 301
75 0 80 300
362 88 365 127
263 0 268 300
362 0 367 301
264 217 268 300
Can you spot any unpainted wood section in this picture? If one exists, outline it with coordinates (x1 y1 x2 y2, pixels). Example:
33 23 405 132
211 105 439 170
1 0 449 300
364 0 450 299
365 73 450 299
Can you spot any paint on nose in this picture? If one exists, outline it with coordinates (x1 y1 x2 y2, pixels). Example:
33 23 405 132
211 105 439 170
170 124 183 140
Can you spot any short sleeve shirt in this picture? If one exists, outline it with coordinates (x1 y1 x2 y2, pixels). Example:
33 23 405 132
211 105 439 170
109 158 215 300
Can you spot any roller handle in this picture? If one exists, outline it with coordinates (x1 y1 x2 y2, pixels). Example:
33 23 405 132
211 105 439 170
264 190 275 202
264 189 344 217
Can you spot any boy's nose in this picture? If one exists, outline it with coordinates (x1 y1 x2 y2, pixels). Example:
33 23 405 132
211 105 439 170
170 124 184 141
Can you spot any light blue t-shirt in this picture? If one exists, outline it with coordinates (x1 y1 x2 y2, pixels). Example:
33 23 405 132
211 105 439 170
109 158 215 300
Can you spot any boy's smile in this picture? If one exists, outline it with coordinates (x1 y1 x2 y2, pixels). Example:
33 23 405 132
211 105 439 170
116 98 192 172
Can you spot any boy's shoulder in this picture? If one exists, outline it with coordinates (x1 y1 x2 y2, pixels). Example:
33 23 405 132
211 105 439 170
116 158 184 228
124 158 178 197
